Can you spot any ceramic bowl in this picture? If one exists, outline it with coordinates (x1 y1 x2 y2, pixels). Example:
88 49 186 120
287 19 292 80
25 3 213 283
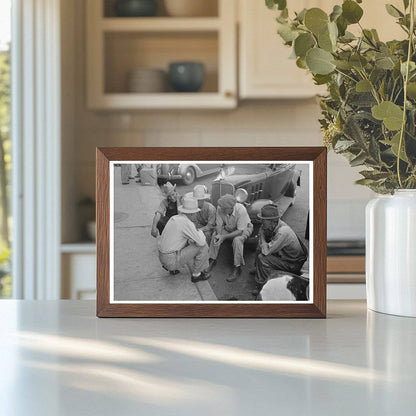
114 0 158 17
168 62 205 93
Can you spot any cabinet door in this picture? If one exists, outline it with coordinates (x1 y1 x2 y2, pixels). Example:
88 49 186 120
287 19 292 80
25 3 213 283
239 0 320 99
238 0 404 99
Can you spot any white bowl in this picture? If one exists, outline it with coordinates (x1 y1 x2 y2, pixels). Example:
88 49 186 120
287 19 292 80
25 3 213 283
164 0 217 17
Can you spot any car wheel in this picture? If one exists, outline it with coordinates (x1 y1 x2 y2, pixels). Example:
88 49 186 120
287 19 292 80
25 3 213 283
183 167 196 185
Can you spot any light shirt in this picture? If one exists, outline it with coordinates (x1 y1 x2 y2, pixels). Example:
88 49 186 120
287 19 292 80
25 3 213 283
216 203 252 232
261 220 305 260
194 201 216 230
158 214 206 253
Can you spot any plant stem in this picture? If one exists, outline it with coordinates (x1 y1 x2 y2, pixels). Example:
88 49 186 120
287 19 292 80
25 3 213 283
397 0 415 188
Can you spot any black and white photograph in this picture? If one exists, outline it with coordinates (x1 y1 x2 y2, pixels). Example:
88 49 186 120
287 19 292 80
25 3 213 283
110 161 313 303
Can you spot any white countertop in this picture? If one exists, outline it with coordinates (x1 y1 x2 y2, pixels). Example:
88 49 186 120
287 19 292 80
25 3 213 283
0 300 415 415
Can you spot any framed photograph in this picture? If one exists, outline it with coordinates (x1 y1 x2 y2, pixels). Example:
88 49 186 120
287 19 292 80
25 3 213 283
96 147 327 318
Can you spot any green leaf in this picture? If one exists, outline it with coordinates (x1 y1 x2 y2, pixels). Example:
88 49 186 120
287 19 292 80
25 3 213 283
407 82 416 99
313 74 332 85
340 31 356 42
385 4 403 18
356 79 372 92
306 48 335 75
350 152 368 167
342 0 363 24
372 101 404 130
294 33 315 57
266 0 287 11
304 8 329 35
371 29 380 42
403 0 410 9
355 178 377 185
334 139 356 152
375 56 395 70
296 57 307 69
295 8 307 22
277 23 299 42
336 15 348 36
359 170 391 180
330 5 343 22
350 53 368 69
382 132 409 162
318 31 333 52
333 59 353 70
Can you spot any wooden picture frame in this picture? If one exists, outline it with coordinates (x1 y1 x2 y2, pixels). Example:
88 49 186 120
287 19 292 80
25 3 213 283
96 147 327 318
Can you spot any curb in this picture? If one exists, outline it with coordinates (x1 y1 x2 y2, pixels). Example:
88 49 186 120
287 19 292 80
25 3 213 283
195 280 218 301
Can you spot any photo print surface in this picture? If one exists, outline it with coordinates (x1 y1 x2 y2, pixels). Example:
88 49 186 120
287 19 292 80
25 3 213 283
110 161 313 303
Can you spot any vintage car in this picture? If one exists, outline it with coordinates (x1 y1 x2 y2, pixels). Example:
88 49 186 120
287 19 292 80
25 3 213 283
210 164 301 240
157 163 222 185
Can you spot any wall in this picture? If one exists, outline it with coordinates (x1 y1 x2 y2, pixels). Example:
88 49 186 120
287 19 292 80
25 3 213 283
62 0 374 243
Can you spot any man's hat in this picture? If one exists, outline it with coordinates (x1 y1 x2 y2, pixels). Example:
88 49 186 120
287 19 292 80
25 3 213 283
185 185 211 200
178 196 201 214
162 181 177 196
217 194 237 209
257 204 280 220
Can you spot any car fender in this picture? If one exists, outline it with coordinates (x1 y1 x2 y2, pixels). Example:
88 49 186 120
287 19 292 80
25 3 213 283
177 164 202 178
246 199 274 221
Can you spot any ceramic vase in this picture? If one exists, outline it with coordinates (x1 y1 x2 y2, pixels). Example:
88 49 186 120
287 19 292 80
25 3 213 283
366 190 416 317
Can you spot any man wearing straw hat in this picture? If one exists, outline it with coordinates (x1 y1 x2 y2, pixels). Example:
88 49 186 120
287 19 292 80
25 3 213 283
185 185 216 245
252 204 308 293
151 182 181 237
158 196 211 283
208 194 253 282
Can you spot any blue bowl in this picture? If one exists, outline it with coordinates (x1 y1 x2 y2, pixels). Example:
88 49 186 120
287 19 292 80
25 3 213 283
169 62 205 93
114 0 158 17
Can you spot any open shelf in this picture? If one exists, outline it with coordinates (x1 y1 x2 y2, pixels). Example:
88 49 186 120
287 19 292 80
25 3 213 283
104 31 219 94
86 0 236 109
103 0 219 18
101 17 221 32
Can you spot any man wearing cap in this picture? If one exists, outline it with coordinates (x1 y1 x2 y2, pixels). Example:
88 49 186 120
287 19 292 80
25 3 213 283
208 194 253 282
151 182 181 237
185 185 216 245
253 204 308 292
158 196 210 283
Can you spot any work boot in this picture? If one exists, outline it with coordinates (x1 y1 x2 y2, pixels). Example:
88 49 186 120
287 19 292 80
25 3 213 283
227 266 242 282
207 258 217 272
192 270 211 283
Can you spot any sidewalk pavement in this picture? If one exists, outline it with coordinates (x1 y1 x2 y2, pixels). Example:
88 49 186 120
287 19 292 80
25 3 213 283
113 166 216 301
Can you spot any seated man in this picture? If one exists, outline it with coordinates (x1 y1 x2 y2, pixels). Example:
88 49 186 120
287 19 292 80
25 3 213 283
158 196 211 283
151 182 181 237
208 194 253 282
253 204 308 293
185 185 216 244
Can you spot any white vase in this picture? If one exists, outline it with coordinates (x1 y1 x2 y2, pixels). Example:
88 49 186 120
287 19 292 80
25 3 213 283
366 190 416 317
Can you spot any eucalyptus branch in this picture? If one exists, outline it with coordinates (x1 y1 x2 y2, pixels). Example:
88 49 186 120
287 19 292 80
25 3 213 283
397 0 415 187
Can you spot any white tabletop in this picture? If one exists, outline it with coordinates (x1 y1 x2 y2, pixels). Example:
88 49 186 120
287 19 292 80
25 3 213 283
0 300 415 416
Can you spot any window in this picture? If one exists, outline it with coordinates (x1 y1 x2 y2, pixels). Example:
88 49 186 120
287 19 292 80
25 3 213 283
0 0 11 298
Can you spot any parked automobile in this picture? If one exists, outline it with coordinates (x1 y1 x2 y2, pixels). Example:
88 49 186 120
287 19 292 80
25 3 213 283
157 163 222 185
210 163 301 240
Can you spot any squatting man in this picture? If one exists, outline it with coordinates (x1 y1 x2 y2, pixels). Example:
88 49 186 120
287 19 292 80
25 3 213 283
152 184 308 290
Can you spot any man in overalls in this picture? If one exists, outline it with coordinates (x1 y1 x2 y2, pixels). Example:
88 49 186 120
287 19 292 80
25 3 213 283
151 182 181 237
252 204 308 294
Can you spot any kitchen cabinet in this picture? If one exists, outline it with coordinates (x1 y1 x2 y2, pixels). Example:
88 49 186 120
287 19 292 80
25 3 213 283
239 0 322 99
238 0 405 99
86 0 237 109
